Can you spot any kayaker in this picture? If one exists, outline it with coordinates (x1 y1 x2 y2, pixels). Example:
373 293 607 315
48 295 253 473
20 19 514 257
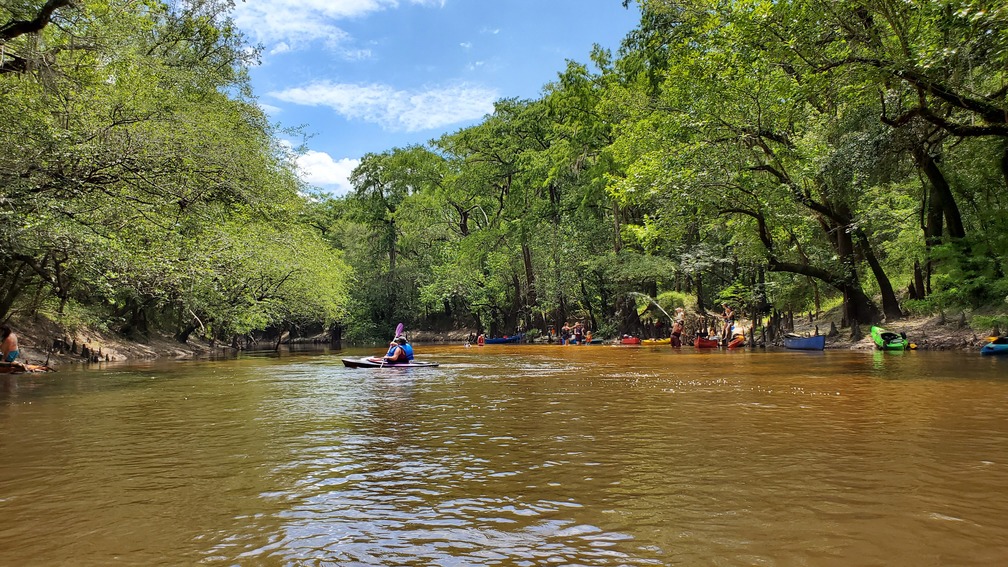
399 336 415 360
384 336 410 363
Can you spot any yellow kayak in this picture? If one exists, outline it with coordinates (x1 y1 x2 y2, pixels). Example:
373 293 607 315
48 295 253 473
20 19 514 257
641 338 671 345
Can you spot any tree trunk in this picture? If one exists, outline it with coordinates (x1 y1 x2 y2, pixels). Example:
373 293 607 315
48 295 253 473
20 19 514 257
612 202 622 253
913 260 927 300
0 264 28 322
695 273 705 315
854 229 902 320
915 147 965 239
522 242 536 317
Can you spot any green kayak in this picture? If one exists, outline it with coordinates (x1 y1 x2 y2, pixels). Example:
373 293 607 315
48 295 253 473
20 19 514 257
871 325 909 351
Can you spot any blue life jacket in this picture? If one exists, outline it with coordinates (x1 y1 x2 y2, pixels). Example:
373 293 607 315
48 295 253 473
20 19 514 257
402 343 415 360
385 344 397 357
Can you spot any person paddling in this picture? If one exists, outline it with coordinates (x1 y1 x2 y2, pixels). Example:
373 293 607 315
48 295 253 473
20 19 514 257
383 336 413 363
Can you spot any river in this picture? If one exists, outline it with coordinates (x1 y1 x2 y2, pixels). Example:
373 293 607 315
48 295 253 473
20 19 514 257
2 344 1007 566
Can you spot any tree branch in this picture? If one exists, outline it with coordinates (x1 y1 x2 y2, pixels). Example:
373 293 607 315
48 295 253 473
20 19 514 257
0 0 73 42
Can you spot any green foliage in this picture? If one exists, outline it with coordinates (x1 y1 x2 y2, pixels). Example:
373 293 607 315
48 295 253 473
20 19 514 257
0 1 350 341
929 240 1008 308
972 315 1008 335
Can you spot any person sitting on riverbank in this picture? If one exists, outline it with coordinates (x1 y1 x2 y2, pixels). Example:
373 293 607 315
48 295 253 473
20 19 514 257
1 326 19 363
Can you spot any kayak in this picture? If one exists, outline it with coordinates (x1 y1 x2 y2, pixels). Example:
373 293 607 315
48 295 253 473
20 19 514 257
620 336 642 345
0 362 54 374
694 336 719 348
484 333 523 344
641 338 671 345
981 337 1008 356
871 325 909 351
342 357 440 369
727 335 746 349
784 334 826 351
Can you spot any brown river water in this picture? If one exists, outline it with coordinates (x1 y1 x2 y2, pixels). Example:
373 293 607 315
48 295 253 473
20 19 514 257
1 344 1007 566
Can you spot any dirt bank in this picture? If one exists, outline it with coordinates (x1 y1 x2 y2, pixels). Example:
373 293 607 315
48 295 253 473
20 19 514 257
6 315 213 369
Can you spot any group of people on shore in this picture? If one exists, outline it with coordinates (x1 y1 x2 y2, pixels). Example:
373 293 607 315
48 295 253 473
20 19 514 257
422 303 738 350
553 321 591 345
692 303 740 345
667 304 740 347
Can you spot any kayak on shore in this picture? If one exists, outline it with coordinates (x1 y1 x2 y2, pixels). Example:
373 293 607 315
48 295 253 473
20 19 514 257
0 361 54 374
694 336 719 348
483 333 523 344
784 334 826 351
871 325 910 351
981 336 1008 356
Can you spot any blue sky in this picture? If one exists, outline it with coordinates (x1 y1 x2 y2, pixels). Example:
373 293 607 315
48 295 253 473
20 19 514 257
231 0 641 196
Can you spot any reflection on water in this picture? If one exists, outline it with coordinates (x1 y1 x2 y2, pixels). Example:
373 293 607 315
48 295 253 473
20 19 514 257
2 346 1008 565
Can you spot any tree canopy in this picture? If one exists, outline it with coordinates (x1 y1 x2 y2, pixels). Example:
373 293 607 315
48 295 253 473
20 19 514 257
4 0 1007 347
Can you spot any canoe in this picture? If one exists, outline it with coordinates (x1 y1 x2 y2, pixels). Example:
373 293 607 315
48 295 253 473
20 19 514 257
870 325 909 351
342 357 439 369
981 337 1008 356
694 336 719 348
727 335 746 349
620 336 642 345
484 333 523 344
641 338 671 345
784 334 826 351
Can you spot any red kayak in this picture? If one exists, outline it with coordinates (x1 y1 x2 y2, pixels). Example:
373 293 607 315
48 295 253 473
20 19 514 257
694 337 719 348
342 357 439 368
620 336 642 345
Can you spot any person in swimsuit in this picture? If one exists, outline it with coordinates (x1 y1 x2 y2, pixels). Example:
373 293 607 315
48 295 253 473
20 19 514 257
1 326 19 363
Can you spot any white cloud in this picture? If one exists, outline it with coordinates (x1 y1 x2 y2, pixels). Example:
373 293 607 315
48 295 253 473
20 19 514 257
257 102 283 115
233 0 446 54
269 81 498 132
297 151 359 196
269 42 292 56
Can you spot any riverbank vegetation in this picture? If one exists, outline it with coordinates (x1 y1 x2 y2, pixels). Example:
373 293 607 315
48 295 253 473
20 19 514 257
3 0 1007 354
1 0 351 348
